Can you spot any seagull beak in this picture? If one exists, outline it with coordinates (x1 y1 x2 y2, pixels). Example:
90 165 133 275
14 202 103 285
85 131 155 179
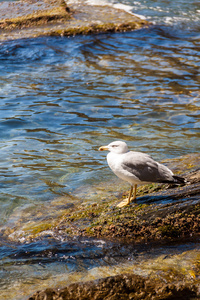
99 145 109 151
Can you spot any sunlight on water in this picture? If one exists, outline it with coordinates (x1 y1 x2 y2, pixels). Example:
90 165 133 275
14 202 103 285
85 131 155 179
0 0 200 298
121 0 200 27
0 29 199 217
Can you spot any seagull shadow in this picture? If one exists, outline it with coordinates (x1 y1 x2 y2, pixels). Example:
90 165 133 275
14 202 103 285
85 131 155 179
131 183 198 206
135 194 175 205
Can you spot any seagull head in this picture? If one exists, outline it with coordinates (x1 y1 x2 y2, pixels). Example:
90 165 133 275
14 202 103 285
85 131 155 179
99 141 129 154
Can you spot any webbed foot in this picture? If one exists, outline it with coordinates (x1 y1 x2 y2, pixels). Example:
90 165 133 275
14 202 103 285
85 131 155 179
117 198 130 208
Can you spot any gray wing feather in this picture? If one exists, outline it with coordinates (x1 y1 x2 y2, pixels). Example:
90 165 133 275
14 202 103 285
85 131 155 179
122 151 174 183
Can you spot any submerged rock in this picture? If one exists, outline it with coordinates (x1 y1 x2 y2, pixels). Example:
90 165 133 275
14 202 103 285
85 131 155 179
29 273 199 300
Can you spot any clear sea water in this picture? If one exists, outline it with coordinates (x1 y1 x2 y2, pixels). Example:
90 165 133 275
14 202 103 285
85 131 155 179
0 0 199 298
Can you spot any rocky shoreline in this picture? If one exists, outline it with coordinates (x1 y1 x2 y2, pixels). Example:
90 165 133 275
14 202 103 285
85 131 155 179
0 3 199 298
56 169 200 244
3 154 199 244
29 273 200 300
0 0 150 41
14 153 198 300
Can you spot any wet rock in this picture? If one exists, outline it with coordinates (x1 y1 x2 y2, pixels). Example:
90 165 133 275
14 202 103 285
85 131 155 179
0 0 71 29
28 273 199 300
2 154 199 244
1 154 199 300
26 154 200 300
56 168 200 244
0 0 150 41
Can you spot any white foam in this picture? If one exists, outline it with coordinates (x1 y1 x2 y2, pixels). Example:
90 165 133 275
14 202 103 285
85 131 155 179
112 3 146 19
86 0 110 5
67 0 146 20
131 12 146 20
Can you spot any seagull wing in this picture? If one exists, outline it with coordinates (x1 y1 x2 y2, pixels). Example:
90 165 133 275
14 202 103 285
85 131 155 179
121 151 174 183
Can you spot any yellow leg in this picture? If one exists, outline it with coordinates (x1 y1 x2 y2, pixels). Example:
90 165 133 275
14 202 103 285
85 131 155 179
117 184 137 208
133 184 137 201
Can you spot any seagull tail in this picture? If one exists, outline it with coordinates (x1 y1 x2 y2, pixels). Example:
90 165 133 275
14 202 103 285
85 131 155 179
172 175 186 185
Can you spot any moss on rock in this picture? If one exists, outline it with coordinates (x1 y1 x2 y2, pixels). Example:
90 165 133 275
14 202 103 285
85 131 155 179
53 169 200 244
0 0 150 41
0 1 71 30
28 273 200 300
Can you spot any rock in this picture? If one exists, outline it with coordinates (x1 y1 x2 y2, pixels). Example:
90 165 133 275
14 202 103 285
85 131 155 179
2 154 199 244
0 0 150 41
56 166 200 244
1 154 199 300
28 273 199 300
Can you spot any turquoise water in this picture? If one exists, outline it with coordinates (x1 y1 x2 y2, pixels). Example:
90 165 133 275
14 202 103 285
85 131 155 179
0 0 200 298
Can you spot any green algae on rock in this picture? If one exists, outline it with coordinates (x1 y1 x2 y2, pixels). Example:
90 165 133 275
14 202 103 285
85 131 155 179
0 0 150 41
1 154 199 300
48 21 148 37
54 165 200 244
0 0 71 30
57 194 200 243
2 154 199 245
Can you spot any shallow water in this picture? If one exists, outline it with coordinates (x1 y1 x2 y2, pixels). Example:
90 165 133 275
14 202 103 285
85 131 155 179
0 0 200 298
1 235 200 300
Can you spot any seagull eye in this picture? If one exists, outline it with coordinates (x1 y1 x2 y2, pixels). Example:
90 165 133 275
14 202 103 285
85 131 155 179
112 145 118 148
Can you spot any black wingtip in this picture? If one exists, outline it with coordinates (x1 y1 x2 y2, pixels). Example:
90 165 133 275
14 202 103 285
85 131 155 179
173 175 186 185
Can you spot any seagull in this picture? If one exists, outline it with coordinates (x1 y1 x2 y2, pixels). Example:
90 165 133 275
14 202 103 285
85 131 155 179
99 141 185 208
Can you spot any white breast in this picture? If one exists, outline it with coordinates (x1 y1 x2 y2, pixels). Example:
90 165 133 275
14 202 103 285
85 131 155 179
107 152 141 185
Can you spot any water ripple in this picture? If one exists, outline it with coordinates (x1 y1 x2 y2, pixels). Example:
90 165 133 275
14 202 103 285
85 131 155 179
0 12 199 240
